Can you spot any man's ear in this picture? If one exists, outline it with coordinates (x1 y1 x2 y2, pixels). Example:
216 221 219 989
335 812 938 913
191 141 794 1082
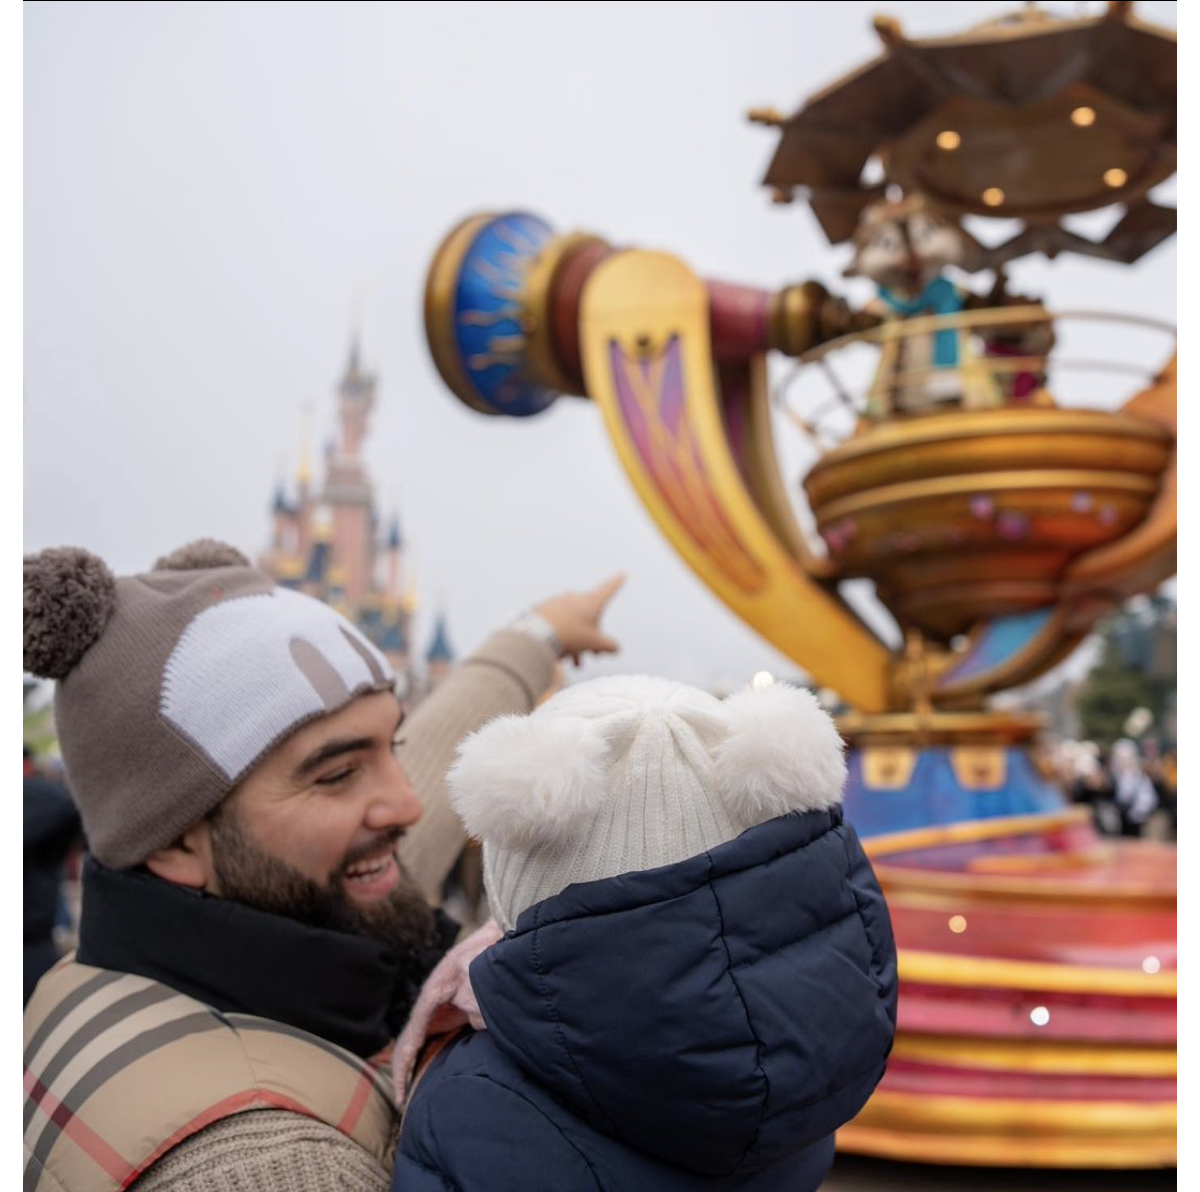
144 820 215 891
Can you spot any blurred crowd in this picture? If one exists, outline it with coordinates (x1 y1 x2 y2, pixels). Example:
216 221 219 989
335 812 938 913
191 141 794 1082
1043 737 1177 841
23 747 83 1003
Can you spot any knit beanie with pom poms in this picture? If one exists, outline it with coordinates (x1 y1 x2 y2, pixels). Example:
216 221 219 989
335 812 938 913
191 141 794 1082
447 674 847 932
23 539 396 869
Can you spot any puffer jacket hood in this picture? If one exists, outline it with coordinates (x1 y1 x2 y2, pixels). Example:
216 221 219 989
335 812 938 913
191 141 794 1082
458 805 897 1181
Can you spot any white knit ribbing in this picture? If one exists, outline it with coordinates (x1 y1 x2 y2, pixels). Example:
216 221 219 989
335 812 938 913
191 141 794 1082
160 589 393 780
459 675 848 931
481 695 741 931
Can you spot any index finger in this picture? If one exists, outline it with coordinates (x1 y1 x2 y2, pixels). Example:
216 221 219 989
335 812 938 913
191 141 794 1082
588 573 627 609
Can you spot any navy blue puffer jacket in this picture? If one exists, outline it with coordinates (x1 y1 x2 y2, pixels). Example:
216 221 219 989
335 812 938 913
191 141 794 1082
394 806 897 1190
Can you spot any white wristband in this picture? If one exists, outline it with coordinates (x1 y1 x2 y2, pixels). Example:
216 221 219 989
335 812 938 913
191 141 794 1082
508 611 563 658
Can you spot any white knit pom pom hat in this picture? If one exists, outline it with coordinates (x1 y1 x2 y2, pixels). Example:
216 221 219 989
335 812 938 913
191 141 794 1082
448 674 847 932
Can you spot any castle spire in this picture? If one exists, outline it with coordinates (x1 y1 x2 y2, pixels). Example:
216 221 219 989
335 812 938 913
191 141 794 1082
296 400 313 488
344 332 362 385
426 613 455 664
383 511 404 598
425 607 455 692
400 545 420 615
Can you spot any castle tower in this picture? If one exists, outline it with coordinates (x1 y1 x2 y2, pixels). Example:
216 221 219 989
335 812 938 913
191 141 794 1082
324 337 377 607
385 514 404 598
301 513 332 601
377 608 410 701
270 482 294 554
326 565 351 618
295 414 315 566
425 612 455 691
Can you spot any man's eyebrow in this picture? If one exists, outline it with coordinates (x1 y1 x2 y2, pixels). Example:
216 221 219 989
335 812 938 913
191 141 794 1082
292 709 405 780
292 737 373 780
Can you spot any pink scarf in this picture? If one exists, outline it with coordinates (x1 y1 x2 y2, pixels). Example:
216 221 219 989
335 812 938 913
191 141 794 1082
392 919 502 1107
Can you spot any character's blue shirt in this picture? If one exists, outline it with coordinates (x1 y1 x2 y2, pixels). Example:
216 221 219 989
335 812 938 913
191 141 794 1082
879 275 963 367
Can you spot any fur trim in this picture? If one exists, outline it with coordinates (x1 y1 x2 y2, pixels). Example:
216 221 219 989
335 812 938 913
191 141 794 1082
448 713 611 849
23 547 116 679
714 684 846 824
153 539 250 571
393 919 501 1108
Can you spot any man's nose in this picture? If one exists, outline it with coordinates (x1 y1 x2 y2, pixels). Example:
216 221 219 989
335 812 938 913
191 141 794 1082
365 758 423 830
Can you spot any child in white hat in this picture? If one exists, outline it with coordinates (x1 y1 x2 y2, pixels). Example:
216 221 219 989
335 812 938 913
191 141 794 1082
393 675 896 1191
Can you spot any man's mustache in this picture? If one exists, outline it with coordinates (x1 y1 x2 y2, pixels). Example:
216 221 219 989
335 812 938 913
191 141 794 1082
339 827 405 871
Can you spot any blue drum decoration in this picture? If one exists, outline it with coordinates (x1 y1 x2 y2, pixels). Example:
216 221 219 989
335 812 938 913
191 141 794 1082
424 211 561 418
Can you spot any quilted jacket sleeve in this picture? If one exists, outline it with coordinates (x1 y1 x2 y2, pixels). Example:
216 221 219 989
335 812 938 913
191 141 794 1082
841 820 899 1028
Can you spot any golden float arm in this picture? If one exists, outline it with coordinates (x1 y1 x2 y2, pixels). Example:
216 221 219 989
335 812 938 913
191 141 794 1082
579 249 896 711
703 278 878 581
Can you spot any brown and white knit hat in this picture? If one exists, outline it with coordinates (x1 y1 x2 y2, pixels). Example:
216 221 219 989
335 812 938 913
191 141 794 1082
447 674 846 932
22 539 395 869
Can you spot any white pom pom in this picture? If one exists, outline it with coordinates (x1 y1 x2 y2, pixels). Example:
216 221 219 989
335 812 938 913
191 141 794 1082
448 713 611 849
713 684 846 825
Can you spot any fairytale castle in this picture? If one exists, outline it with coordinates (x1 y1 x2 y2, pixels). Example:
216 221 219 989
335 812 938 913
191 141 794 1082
258 338 455 704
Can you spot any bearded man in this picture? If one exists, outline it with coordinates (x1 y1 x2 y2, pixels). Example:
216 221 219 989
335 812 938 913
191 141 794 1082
22 539 622 1191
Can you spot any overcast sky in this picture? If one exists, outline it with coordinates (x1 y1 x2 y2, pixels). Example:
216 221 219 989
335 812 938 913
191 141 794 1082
24 0 1177 692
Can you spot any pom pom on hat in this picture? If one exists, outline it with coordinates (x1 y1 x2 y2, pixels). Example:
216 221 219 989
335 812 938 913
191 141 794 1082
153 539 250 571
449 713 611 850
713 683 846 824
23 547 117 679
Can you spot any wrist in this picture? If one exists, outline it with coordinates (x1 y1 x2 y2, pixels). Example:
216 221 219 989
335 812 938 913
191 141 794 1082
508 611 563 658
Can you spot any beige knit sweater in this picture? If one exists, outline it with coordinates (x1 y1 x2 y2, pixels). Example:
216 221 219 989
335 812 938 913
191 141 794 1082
130 628 555 1192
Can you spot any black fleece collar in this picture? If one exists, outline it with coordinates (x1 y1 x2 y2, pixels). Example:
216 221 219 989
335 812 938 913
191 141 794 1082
76 856 458 1059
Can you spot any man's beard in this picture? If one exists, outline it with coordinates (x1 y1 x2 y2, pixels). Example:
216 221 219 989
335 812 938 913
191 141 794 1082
207 804 441 959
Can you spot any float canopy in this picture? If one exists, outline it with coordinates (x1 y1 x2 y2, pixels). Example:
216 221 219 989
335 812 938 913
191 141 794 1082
753 2 1175 267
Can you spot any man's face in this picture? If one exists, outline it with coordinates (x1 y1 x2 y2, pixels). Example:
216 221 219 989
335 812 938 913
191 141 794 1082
200 690 433 948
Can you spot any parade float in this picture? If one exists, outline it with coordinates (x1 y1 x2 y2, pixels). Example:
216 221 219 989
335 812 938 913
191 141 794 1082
421 2 1176 1169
